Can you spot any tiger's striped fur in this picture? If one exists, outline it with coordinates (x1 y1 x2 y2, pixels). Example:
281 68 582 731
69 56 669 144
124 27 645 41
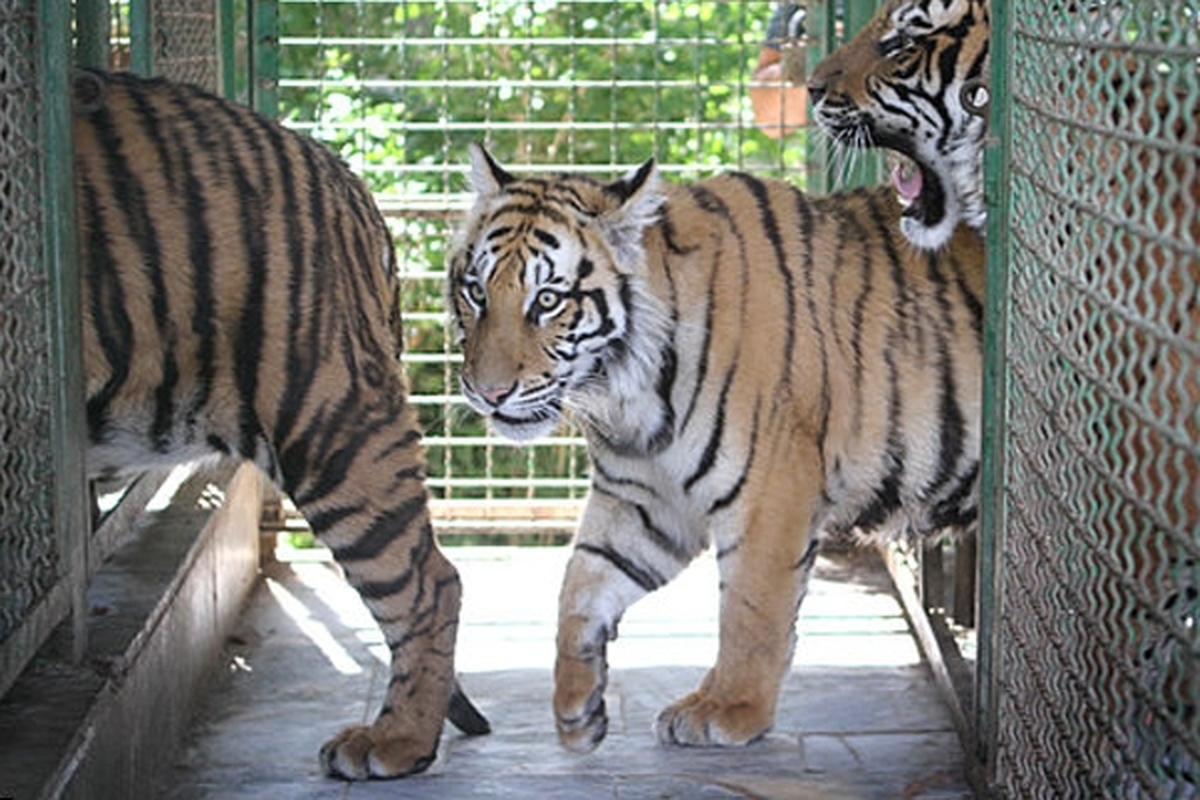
808 0 990 251
75 70 487 780
449 145 985 751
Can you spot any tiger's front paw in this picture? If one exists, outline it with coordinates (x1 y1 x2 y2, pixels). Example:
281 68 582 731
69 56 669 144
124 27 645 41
654 691 772 747
319 722 437 781
554 652 609 752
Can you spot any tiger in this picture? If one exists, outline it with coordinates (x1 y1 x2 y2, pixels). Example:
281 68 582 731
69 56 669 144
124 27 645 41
73 69 489 780
806 0 991 252
448 143 986 751
809 3 1198 790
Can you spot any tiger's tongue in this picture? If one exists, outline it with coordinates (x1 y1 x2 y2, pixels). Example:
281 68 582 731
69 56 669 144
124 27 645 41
892 162 923 204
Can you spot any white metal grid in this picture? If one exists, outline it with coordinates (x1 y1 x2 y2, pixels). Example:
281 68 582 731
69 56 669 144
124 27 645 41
274 0 808 528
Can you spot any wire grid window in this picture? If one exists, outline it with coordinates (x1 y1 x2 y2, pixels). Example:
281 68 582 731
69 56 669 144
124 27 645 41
991 3 1198 795
275 1 808 513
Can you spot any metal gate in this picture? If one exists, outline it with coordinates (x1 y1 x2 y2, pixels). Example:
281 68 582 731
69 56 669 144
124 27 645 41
982 3 1199 796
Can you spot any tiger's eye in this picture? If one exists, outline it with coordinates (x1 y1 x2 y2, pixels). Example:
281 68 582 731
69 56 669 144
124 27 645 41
535 289 562 311
466 282 487 306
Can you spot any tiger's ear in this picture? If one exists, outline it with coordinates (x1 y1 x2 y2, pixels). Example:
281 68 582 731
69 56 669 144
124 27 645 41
599 158 664 259
468 143 516 199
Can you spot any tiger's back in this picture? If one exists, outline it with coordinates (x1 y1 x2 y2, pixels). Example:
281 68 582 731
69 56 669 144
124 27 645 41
76 70 398 476
450 147 985 751
74 70 486 780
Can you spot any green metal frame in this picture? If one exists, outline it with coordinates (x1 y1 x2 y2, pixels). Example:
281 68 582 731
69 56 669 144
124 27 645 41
976 0 1012 786
129 0 154 75
250 0 278 117
41 0 90 664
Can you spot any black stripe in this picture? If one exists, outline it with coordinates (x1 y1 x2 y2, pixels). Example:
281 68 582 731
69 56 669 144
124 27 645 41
732 173 796 391
166 88 217 437
590 458 661 500
684 365 734 492
796 187 830 475
795 537 820 571
225 110 271 461
91 88 179 451
923 253 966 498
288 390 388 505
350 524 433 601
708 397 762 514
679 243 720 434
576 543 664 592
677 190 732 433
930 461 979 531
80 175 133 439
305 503 364 535
852 346 906 532
634 504 692 563
258 120 311 454
329 494 428 562
645 344 678 453
846 205 874 437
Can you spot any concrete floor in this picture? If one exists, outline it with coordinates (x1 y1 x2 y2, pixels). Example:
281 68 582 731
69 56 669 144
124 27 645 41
161 545 973 799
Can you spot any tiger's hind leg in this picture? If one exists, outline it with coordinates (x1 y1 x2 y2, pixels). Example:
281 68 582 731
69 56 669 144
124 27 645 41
656 447 822 747
277 398 485 780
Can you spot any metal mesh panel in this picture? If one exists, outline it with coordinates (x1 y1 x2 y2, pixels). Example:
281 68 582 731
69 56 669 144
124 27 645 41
151 0 219 90
274 1 807 519
108 0 220 89
0 1 58 644
992 3 1199 795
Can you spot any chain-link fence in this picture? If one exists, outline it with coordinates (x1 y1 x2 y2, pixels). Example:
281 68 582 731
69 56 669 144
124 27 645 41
985 3 1199 796
0 0 60 660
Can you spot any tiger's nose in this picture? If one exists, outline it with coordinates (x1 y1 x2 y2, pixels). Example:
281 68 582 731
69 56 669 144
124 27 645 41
806 74 828 105
806 63 840 105
475 381 517 407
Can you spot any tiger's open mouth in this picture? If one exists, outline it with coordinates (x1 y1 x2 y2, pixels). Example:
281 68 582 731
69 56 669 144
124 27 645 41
887 151 947 232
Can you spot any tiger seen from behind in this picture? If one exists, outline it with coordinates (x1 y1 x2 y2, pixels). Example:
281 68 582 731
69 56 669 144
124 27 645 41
75 70 488 780
449 144 986 751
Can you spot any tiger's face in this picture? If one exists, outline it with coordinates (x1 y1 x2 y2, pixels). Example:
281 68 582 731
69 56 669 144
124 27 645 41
808 0 990 250
449 145 666 441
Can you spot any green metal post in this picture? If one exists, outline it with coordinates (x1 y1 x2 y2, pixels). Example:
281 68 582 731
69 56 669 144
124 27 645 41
251 0 279 118
976 0 1013 789
219 0 237 99
75 0 110 70
130 0 154 76
40 0 91 665
805 0 836 194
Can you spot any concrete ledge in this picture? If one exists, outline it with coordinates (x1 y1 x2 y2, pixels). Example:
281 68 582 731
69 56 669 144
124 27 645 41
0 463 262 800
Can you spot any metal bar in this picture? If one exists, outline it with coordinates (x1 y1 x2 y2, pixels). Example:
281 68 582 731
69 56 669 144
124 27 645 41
218 0 237 98
130 0 154 76
41 0 91 666
976 0 1015 786
805 0 836 194
75 0 111 69
250 0 279 117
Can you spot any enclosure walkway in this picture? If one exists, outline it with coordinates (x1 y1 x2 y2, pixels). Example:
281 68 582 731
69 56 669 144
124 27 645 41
161 544 972 799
